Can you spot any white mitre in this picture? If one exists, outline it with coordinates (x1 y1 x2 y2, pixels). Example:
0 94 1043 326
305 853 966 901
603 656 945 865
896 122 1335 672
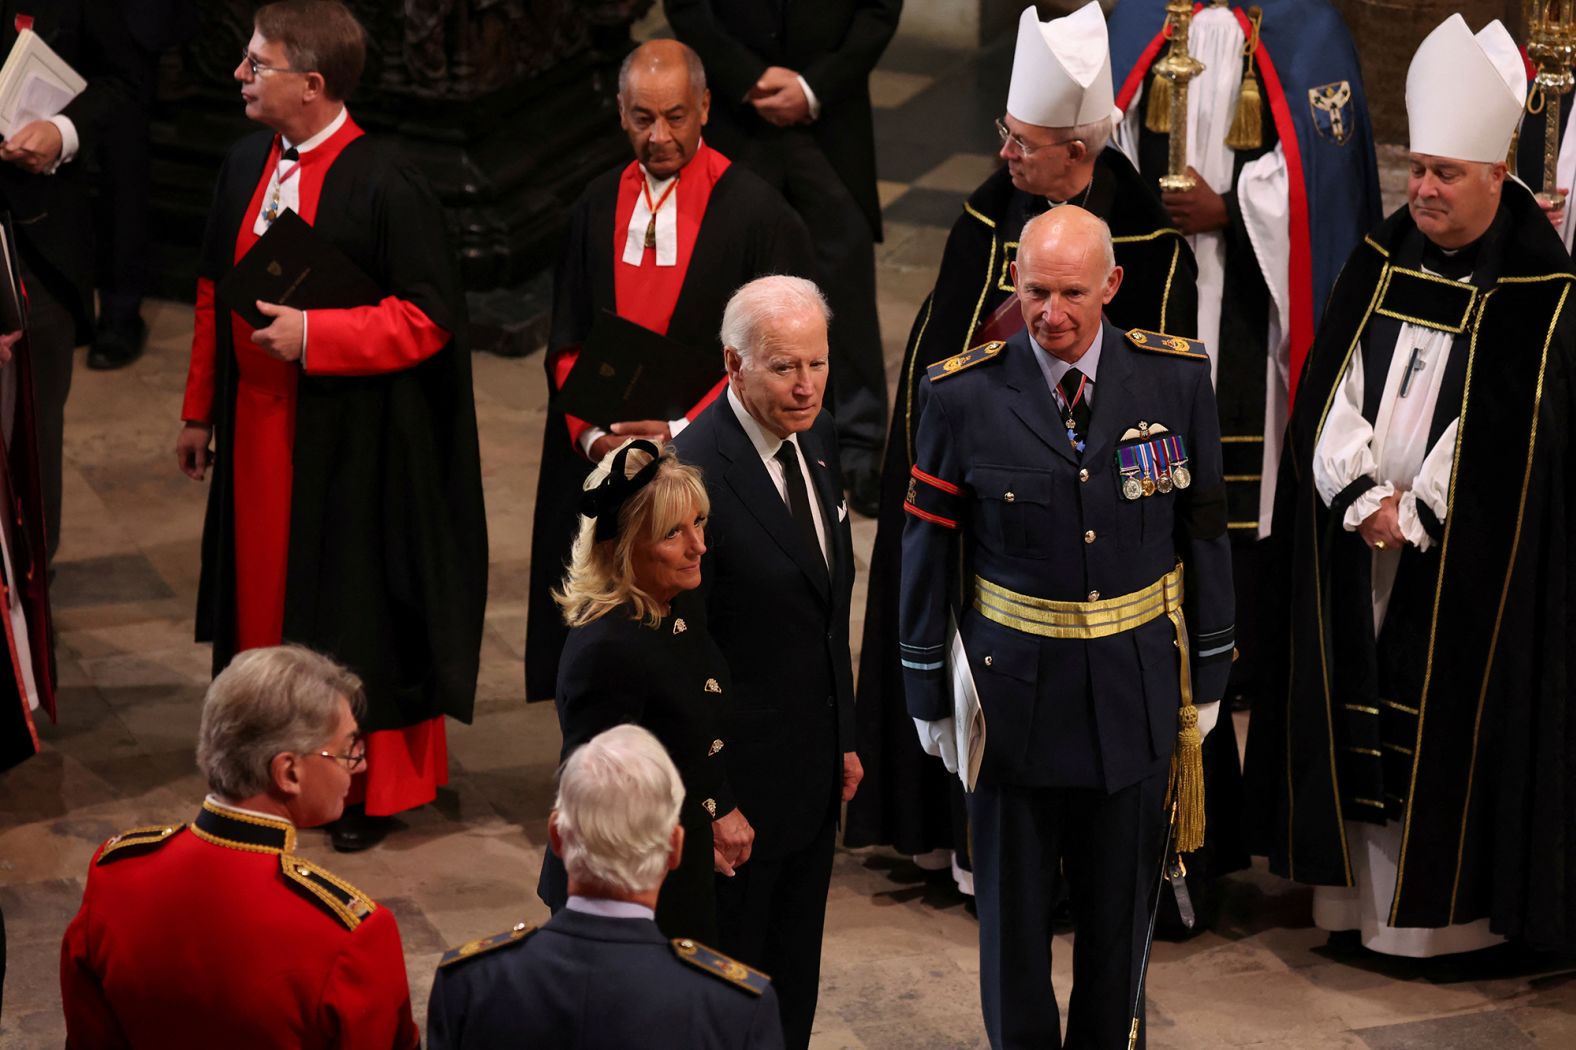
1406 14 1526 163
1005 1 1114 129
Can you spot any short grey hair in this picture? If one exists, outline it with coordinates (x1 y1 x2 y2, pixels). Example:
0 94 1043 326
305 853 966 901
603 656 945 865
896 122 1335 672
618 41 706 99
554 724 685 896
719 274 832 363
197 645 365 800
1065 115 1112 156
1018 207 1116 279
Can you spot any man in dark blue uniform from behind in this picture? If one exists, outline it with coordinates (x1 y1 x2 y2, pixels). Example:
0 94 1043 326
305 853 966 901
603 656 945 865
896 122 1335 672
428 724 783 1049
901 207 1234 1049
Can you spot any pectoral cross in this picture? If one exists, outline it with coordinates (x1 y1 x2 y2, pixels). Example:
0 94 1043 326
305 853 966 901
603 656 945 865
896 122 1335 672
1398 346 1426 398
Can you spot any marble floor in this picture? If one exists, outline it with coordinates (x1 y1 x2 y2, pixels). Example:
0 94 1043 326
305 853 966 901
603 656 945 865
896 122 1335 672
3 23 1574 1050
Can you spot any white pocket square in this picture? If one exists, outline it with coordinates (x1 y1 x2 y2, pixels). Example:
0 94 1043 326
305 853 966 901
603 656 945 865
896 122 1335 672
837 501 848 522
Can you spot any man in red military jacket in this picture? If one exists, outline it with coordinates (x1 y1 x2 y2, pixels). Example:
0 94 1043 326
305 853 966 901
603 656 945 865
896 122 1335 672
60 645 419 1049
174 0 487 851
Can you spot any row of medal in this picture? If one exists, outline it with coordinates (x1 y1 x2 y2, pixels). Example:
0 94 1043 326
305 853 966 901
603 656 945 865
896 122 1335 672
1115 430 1192 501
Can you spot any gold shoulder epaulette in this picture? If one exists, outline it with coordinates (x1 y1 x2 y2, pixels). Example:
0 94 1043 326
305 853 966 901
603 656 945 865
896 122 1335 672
1125 328 1208 361
671 937 771 996
280 854 377 931
927 340 1004 382
96 824 183 864
439 922 537 968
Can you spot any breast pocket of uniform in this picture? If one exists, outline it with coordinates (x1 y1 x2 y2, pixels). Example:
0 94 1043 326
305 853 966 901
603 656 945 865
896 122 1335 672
1110 435 1182 547
967 466 1055 559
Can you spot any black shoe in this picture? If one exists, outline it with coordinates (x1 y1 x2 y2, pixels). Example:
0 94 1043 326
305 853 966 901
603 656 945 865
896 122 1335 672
328 803 390 852
87 316 147 371
846 465 882 519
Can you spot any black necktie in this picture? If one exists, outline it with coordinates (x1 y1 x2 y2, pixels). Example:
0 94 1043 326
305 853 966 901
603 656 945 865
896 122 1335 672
281 146 299 162
773 441 825 570
1058 366 1091 453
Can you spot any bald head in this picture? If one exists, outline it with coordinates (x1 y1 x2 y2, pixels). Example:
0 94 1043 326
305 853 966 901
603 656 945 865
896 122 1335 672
619 39 706 98
1011 206 1122 363
618 40 710 179
1017 206 1115 279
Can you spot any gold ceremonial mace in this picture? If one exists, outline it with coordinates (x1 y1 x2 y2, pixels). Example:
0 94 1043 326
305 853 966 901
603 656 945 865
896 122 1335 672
1153 0 1207 192
1526 0 1576 208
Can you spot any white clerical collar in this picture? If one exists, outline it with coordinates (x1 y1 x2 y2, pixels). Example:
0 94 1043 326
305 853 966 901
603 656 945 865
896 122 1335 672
624 140 705 269
283 105 348 155
727 384 800 463
205 793 295 826
565 895 655 921
1031 323 1104 397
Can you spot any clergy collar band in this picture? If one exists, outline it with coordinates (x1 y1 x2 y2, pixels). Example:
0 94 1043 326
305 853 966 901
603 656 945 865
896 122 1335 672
581 440 662 542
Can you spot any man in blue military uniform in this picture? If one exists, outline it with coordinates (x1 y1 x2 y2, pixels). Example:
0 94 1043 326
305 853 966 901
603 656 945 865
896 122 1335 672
428 724 783 1049
900 207 1234 1049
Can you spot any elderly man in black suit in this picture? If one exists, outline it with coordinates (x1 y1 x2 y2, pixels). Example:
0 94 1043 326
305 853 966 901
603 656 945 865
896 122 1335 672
0 1 137 556
674 275 861 1050
429 724 783 1049
665 0 902 516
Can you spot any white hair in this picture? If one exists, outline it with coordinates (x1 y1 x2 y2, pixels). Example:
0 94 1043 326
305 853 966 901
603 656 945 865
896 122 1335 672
553 724 685 896
196 645 365 800
1065 115 1113 156
718 274 832 363
1018 208 1116 279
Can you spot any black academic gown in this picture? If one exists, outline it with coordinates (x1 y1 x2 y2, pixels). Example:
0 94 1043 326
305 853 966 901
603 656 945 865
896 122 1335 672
0 223 57 772
194 131 488 732
538 593 735 945
525 162 815 703
845 152 1198 857
1244 181 1576 948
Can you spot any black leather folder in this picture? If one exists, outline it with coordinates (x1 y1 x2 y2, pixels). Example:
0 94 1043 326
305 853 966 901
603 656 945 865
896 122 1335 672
551 311 720 426
216 210 382 329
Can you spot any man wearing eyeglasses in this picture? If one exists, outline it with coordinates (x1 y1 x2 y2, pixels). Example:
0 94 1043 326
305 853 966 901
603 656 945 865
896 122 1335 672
61 645 421 1048
847 1 1196 895
175 0 487 853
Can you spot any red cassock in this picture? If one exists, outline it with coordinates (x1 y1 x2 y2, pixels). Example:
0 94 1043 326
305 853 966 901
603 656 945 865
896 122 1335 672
60 800 420 1049
182 117 450 815
550 142 733 449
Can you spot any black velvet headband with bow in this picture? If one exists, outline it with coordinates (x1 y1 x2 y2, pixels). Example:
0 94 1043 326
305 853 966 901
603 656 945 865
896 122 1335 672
580 439 663 542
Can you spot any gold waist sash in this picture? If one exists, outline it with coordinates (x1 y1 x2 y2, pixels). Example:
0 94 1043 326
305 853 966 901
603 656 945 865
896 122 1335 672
971 562 1205 851
973 564 1183 640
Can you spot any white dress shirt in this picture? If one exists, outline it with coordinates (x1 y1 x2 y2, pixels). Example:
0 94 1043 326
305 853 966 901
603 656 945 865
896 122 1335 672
564 895 656 921
252 105 348 236
727 385 829 565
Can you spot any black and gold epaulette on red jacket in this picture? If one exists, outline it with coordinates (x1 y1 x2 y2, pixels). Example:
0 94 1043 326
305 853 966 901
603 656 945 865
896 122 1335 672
177 799 378 930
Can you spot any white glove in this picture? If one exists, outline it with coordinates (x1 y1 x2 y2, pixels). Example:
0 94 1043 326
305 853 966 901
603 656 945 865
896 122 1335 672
1196 700 1221 740
913 717 959 774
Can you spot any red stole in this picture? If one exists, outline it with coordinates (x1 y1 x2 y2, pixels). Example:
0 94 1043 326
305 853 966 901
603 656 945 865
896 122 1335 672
612 141 730 334
554 144 732 447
